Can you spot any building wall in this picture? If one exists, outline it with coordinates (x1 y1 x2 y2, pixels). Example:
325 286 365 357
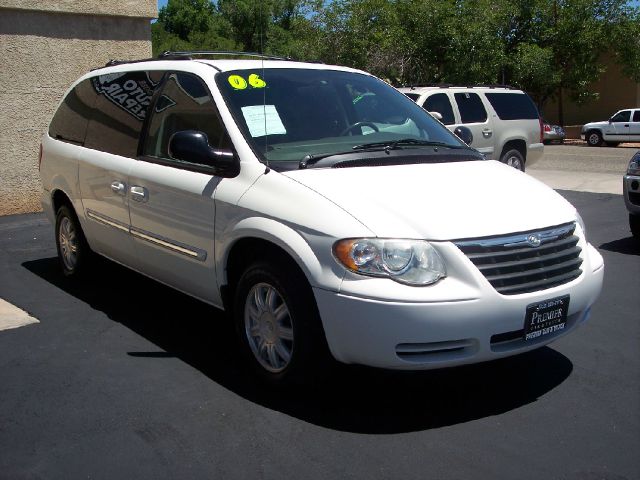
544 59 640 129
0 1 156 216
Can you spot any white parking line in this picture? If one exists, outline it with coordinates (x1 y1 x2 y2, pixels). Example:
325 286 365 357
0 298 39 331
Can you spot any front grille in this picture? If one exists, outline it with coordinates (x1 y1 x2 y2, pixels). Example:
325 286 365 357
455 223 582 295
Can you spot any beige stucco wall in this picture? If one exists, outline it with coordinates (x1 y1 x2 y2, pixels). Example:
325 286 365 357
544 60 640 128
0 0 156 18
0 4 155 216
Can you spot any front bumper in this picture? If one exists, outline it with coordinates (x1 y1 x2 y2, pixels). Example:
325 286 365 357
314 243 604 370
623 174 640 215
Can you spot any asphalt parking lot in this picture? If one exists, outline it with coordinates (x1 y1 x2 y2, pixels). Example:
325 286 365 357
1 161 639 478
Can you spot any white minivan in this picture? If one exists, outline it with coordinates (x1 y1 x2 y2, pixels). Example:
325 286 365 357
40 53 604 384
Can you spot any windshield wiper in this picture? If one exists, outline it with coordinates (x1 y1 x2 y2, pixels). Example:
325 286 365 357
352 138 468 151
299 150 361 169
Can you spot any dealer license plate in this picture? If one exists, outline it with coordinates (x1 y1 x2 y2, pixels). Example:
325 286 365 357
524 295 570 341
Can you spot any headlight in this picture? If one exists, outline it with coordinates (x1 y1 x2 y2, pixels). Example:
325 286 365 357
627 152 640 175
576 212 586 239
333 238 446 286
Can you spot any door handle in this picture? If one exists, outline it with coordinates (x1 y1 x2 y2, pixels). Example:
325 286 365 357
482 129 492 138
130 185 149 203
111 181 126 195
624 124 629 127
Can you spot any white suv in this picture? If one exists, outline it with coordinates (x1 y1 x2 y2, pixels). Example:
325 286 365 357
399 86 544 171
40 53 603 384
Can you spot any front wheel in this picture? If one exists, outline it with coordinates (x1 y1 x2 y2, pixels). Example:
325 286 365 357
500 149 525 172
630 214 640 239
233 259 329 385
586 131 602 147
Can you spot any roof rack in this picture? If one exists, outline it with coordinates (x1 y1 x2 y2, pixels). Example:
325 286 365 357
406 83 515 90
157 50 292 61
99 50 293 69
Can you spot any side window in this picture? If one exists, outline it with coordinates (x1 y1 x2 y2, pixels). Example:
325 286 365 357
454 92 488 124
485 92 539 120
611 110 631 123
632 111 640 122
84 71 162 158
423 93 455 125
143 72 229 160
49 79 98 145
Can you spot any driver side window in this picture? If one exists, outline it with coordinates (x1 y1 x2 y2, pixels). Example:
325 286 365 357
611 111 631 123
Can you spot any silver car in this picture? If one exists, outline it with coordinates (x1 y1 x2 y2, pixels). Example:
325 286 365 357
624 150 640 238
543 120 565 144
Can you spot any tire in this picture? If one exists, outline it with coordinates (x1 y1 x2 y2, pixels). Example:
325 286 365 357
630 214 640 239
233 258 330 386
500 148 525 172
55 204 91 277
586 131 602 147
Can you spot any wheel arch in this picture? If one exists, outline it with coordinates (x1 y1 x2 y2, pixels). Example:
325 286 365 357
499 139 527 161
218 217 328 311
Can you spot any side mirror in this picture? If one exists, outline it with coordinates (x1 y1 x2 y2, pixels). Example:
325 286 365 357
168 130 239 177
429 111 443 121
453 126 473 145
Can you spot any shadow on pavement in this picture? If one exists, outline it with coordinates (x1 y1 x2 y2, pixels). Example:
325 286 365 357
23 256 573 434
599 236 640 256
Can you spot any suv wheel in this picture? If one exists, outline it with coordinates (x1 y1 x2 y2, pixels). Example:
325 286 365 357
55 204 91 276
586 131 603 147
500 149 525 172
630 214 640 239
234 259 329 385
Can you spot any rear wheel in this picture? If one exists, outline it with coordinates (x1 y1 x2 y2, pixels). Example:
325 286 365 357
233 258 329 385
630 214 640 239
500 149 525 172
586 131 602 147
55 204 91 276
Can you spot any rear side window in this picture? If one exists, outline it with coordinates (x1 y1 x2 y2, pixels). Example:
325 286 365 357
423 93 455 125
454 92 488 124
49 79 98 145
84 71 162 158
633 111 640 122
404 93 420 102
143 72 229 160
485 92 539 120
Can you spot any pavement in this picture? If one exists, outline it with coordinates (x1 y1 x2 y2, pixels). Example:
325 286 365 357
0 143 638 479
527 142 636 195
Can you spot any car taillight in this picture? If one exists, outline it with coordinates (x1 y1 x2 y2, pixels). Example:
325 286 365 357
544 124 551 132
539 118 544 143
38 143 43 171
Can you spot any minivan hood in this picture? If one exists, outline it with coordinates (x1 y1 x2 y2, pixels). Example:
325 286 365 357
283 160 576 240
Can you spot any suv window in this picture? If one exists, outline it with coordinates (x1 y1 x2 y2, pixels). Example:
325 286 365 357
423 93 455 125
143 72 229 160
485 92 539 120
611 111 631 122
84 71 161 158
633 111 640 122
49 78 97 145
454 92 487 124
404 93 420 102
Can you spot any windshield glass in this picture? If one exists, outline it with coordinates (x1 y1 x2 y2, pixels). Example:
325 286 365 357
216 68 465 163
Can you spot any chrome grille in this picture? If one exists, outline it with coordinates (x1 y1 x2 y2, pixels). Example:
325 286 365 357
455 223 582 295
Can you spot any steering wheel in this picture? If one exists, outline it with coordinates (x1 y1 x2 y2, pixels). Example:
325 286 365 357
340 121 380 136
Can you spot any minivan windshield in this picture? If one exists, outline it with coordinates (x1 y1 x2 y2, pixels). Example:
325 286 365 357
217 68 466 164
